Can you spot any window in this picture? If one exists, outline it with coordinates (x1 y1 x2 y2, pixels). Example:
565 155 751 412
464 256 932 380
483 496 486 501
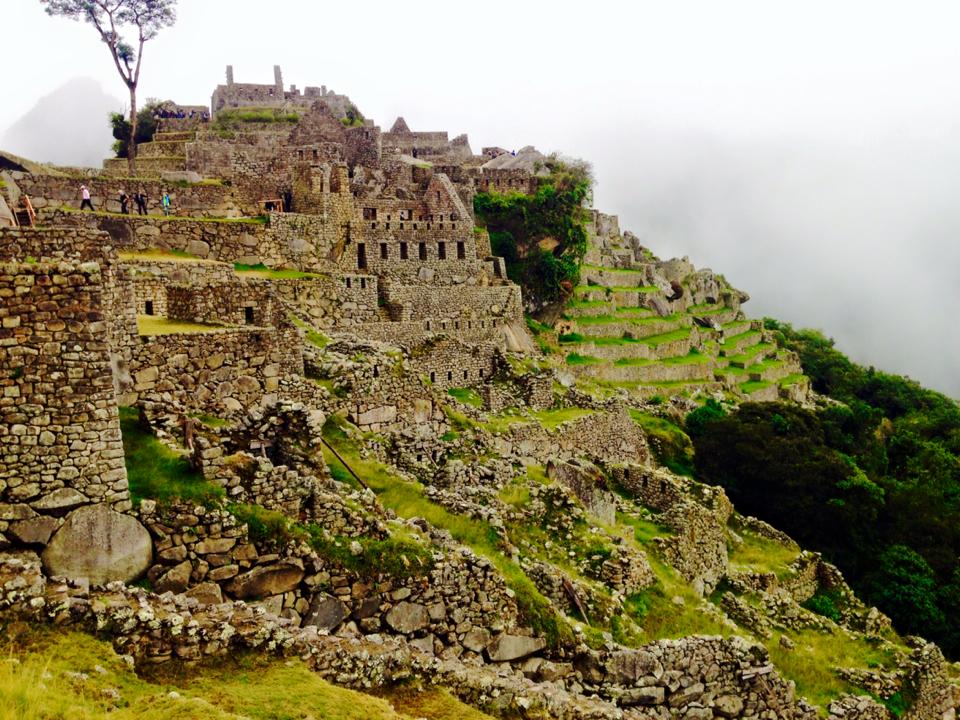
457 241 465 259
357 243 367 269
430 371 436 383
244 306 255 324
438 242 446 260
447 371 452 381
312 149 318 160
479 368 484 378
363 207 377 220
426 321 431 330
144 300 154 316
400 242 408 259
345 277 352 288
463 370 468 380
418 243 427 260
360 278 367 289
380 243 388 259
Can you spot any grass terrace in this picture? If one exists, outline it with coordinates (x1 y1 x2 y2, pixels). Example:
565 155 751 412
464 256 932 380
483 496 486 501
234 262 325 279
58 206 268 224
447 386 483 408
741 380 773 394
727 530 800 578
137 316 235 335
119 249 207 263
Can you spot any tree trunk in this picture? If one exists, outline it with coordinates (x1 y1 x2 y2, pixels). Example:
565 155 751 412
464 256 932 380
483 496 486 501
127 85 138 176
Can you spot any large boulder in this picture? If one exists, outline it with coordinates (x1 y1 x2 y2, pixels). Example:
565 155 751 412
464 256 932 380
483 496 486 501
225 559 304 599
305 593 348 631
384 601 430 634
486 633 546 662
42 504 152 584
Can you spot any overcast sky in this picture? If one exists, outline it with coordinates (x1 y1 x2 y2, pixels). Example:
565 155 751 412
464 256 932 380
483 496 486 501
4 0 960 397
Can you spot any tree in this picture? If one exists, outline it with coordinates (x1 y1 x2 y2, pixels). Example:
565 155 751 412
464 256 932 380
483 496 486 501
40 0 177 174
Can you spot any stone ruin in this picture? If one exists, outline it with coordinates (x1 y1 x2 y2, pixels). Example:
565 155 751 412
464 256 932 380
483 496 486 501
0 67 956 720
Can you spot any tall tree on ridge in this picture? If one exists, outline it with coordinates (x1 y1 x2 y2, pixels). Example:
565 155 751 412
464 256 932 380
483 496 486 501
40 0 177 175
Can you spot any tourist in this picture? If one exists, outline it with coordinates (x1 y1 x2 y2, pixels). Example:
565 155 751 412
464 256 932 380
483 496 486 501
79 185 94 211
135 192 148 215
118 190 129 214
161 191 171 216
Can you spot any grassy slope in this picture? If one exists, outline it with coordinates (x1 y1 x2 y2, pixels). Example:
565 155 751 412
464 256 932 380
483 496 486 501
0 628 492 720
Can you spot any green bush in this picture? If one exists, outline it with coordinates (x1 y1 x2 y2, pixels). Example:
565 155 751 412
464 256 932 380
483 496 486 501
110 103 160 158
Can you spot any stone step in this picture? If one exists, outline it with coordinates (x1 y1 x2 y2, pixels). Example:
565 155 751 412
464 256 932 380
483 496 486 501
720 329 762 357
137 140 188 158
725 342 776 369
566 301 617 318
153 131 197 142
103 156 188 177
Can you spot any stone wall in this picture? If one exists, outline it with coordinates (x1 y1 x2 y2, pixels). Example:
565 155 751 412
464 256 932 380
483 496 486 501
9 172 251 218
130 326 303 414
0 248 130 534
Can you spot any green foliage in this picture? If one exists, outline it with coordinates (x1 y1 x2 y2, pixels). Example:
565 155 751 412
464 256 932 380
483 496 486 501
802 590 844 623
685 398 727 437
447 386 483 408
628 410 695 476
341 103 365 127
227 503 293 545
118 407 224 507
864 545 944 635
213 108 300 127
474 158 592 307
110 103 160 158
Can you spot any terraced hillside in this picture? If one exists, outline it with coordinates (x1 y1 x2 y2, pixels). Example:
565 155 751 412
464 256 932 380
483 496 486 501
551 211 811 403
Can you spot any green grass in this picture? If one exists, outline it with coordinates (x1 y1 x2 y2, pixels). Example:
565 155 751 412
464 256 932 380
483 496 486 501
119 407 224 507
321 416 572 648
661 350 710 365
60 206 267 224
187 412 232 429
447 387 483 408
234 263 323 279
741 380 773 394
721 330 760 352
627 410 695 475
137 316 233 335
614 357 654 367
290 315 330 348
767 629 899 711
529 407 595 429
214 108 301 125
779 373 806 387
0 627 430 720
725 342 773 365
566 352 602 365
637 327 692 346
727 530 800 577
118 249 205 262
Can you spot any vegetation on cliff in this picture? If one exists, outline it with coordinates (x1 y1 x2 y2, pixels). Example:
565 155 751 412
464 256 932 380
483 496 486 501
690 320 960 657
473 156 592 310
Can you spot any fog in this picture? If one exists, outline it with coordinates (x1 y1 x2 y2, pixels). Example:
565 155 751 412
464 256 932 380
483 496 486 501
2 77 120 167
2 0 959 397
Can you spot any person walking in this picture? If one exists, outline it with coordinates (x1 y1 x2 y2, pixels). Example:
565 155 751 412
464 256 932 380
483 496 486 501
118 190 129 214
161 191 171 216
135 191 148 215
79 184 94 211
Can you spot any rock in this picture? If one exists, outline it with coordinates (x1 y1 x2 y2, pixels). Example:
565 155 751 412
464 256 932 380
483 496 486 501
485 634 546 662
356 405 397 426
42 504 152 584
713 694 744 718
779 635 796 650
462 627 491 653
305 593 348 631
620 686 665 706
225 559 304 599
29 488 88 515
417 267 435 282
185 240 210 258
185 582 223 605
384 601 430 634
409 634 436 654
8 516 59 545
161 170 202 184
154 561 192 593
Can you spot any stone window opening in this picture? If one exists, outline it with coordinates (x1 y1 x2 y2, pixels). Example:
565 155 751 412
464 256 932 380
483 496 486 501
430 371 436 383
446 371 452 381
660 480 667 493
642 476 649 489
144 300 154 316
399 222 404 229
380 243 388 259
467 320 472 329
357 243 367 270
346 277 352 288
373 365 380 378
413 223 418 229
400 242 408 260
418 242 427 261
360 277 367 289
463 370 468 380
479 368 484 378
363 208 377 220
427 223 431 230
385 222 390 229
425 321 431 330
457 241 465 259
436 191 441 203
387 214 392 221
298 150 304 160
441 321 447 330
244 306 255 324
454 320 459 329
312 149 319 160
438 242 446 260
439 214 444 222
417 454 423 463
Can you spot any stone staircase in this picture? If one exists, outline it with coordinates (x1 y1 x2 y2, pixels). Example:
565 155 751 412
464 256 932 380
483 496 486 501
102 130 195 178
